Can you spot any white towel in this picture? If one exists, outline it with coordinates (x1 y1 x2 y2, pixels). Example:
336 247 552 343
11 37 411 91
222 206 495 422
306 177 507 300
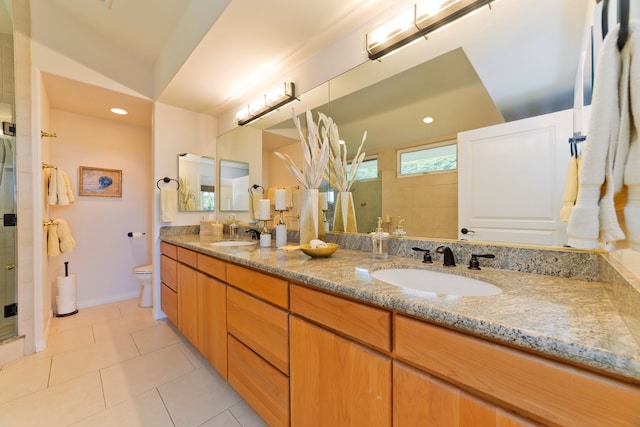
249 193 262 220
47 223 61 257
161 189 177 222
56 170 70 206
559 156 580 222
568 22 640 251
54 219 76 253
567 24 626 248
47 169 57 205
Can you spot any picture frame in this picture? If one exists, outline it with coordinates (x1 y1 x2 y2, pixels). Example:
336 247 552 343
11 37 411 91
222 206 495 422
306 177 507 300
79 166 122 197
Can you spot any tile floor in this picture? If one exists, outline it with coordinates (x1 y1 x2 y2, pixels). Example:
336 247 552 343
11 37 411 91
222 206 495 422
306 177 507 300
0 298 267 427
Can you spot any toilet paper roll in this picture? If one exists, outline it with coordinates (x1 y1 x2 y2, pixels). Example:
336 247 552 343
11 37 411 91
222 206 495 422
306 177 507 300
57 274 77 295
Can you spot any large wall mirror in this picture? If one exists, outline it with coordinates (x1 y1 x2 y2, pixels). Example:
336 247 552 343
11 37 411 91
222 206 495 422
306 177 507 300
217 1 588 249
177 153 215 211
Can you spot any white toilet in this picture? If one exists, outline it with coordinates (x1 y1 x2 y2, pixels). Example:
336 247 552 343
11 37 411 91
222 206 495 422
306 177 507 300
134 264 153 307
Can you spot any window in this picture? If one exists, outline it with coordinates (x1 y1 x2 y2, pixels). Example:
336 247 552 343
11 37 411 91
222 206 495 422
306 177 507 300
349 157 379 181
397 140 456 177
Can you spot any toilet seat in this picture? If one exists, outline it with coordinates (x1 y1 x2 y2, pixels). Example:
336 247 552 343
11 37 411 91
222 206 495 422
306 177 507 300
134 264 152 275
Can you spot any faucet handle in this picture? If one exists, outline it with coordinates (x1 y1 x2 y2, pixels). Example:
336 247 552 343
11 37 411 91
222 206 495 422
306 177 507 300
468 253 495 270
411 247 433 263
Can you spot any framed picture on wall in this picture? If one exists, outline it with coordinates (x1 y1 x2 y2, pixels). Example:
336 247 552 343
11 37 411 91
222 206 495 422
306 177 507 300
79 166 122 197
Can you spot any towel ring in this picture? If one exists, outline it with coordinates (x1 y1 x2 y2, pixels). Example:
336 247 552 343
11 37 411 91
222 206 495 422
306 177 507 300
249 184 264 194
156 177 180 190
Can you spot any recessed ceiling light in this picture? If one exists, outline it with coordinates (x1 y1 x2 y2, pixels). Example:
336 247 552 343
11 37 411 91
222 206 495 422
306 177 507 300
423 116 434 124
110 108 128 115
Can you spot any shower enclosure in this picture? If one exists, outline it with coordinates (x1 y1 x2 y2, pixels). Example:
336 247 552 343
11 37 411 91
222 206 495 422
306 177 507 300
0 118 16 341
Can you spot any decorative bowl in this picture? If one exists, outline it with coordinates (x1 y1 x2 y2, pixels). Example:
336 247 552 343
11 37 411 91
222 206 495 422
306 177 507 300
299 243 339 258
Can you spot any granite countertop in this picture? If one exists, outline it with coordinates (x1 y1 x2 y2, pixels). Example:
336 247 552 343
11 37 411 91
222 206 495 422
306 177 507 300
161 234 640 383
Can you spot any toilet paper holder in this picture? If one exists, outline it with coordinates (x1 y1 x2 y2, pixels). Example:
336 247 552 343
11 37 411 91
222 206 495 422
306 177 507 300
127 232 147 237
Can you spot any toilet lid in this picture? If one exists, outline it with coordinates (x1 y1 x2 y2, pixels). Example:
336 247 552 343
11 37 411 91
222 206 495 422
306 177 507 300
134 264 152 274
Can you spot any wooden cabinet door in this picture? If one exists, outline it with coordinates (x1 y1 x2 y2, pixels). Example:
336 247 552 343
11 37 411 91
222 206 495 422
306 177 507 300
198 272 227 378
290 316 391 427
160 283 178 326
177 263 198 347
393 361 531 427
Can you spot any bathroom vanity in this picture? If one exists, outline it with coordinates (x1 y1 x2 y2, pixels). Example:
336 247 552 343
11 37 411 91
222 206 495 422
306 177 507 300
159 233 640 426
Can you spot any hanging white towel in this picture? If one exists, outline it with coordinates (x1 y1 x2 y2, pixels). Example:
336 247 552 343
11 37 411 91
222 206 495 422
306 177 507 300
559 156 581 222
161 189 177 222
249 192 262 220
567 22 640 251
47 169 58 205
47 223 61 257
54 219 76 253
56 170 70 206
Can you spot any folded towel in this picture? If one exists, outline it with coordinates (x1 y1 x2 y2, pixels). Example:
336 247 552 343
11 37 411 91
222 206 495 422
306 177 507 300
55 219 76 253
47 223 61 257
161 189 177 222
310 239 327 248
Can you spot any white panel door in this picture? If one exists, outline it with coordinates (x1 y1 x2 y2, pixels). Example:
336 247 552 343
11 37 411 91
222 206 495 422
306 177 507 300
458 108 589 246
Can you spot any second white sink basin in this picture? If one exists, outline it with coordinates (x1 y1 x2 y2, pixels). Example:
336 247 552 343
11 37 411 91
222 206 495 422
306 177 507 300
371 268 501 296
210 240 256 247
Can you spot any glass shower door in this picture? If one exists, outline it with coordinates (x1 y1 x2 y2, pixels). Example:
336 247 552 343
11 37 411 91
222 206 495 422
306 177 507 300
0 133 16 341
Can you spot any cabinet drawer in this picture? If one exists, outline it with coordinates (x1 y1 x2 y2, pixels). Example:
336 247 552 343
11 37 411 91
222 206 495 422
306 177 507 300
227 287 289 374
160 241 177 259
197 253 226 281
395 315 640 427
228 335 289 427
160 254 177 292
160 283 178 326
227 263 288 308
177 246 197 268
290 284 392 352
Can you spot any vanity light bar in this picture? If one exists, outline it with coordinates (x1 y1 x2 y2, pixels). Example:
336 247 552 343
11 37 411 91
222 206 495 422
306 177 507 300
236 82 297 126
366 0 493 60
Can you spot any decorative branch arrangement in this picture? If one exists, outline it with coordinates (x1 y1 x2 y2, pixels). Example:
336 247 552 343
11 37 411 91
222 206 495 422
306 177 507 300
274 109 330 190
275 108 367 191
325 116 367 192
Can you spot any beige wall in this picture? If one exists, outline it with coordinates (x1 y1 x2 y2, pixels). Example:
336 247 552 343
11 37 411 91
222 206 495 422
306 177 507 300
266 134 458 238
378 144 457 239
47 109 152 306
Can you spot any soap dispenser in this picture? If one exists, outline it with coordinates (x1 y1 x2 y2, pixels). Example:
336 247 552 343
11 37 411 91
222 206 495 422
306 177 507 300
229 215 239 239
393 216 407 237
370 217 389 259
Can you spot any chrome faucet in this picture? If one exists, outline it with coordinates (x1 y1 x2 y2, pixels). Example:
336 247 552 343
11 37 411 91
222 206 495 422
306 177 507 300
436 245 456 267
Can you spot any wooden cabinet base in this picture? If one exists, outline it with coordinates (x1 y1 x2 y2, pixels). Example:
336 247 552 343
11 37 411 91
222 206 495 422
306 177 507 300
393 361 532 426
228 335 289 427
290 316 391 426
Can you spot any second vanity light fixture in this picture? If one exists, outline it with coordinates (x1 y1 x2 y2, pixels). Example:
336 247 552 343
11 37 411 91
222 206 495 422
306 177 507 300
366 0 493 60
236 81 296 126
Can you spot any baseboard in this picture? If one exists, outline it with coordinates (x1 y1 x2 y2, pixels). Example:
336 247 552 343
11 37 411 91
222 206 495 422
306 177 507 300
77 291 140 309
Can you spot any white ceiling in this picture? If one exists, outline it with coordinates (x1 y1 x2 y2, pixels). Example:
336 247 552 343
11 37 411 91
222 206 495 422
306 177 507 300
37 0 593 142
40 0 399 127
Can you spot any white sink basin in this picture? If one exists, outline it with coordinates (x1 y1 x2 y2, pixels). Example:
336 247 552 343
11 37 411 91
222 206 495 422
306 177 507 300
371 268 501 296
209 240 256 247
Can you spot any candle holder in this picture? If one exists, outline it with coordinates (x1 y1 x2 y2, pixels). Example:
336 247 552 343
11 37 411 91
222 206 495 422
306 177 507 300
275 209 288 247
259 219 271 247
